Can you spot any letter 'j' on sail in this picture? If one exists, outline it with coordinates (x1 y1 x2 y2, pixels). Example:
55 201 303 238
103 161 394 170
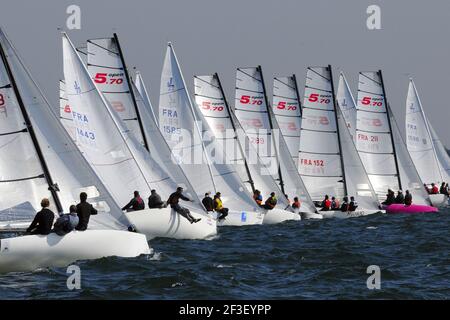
336 72 357 140
406 79 450 184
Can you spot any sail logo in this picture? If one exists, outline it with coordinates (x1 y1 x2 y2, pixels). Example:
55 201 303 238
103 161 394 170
64 105 71 113
73 81 81 94
241 212 247 222
167 77 175 91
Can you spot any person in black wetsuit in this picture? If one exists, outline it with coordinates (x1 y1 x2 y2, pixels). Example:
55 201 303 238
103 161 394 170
340 196 349 212
404 190 412 206
167 187 201 224
26 198 55 235
349 196 358 211
395 190 405 204
148 189 166 209
122 191 145 212
75 192 98 231
382 189 396 205
202 192 214 213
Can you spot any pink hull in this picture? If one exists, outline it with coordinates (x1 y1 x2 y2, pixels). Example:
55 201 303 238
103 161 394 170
385 204 438 214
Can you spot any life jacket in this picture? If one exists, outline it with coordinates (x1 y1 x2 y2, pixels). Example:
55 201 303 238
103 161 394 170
254 194 263 205
292 200 301 209
332 199 340 209
53 214 73 236
431 186 439 194
214 198 223 210
135 197 145 210
323 199 331 209
265 196 277 208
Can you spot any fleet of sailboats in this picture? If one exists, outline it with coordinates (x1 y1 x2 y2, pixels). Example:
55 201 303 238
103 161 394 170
0 29 447 274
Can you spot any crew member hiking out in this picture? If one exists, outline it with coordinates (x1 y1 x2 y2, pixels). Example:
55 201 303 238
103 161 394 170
253 190 263 207
202 192 214 213
148 189 166 209
26 198 55 235
167 187 201 223
263 192 277 210
122 191 145 212
213 192 229 220
76 192 98 231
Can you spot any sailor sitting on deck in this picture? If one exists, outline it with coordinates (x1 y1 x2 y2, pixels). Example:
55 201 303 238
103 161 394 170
167 187 201 224
148 189 167 209
122 191 145 212
292 197 301 210
395 190 405 204
202 192 214 213
26 198 55 235
320 195 331 211
331 197 340 210
439 182 449 196
253 190 263 207
213 192 229 220
263 192 277 210
53 205 79 236
382 189 395 205
340 196 349 212
430 183 439 195
76 192 98 231
404 190 412 206
349 196 358 211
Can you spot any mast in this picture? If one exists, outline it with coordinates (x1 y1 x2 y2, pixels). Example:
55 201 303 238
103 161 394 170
0 38 63 213
379 70 402 190
258 65 286 195
113 33 149 151
329 65 348 196
214 73 255 193
292 74 303 117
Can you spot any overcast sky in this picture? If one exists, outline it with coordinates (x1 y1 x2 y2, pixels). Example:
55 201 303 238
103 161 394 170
1 0 450 145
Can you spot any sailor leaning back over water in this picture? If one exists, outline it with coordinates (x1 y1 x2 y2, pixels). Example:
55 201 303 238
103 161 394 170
167 187 201 224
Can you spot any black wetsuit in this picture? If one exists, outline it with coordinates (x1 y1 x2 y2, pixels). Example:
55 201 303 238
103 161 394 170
395 194 405 204
26 208 55 235
148 193 164 208
404 193 412 206
383 194 396 205
75 201 98 231
349 201 358 211
167 191 196 223
202 196 214 212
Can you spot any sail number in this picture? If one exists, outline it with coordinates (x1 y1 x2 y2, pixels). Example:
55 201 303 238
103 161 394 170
276 101 298 110
300 158 324 167
240 95 263 105
357 133 379 142
361 97 383 107
93 73 124 85
202 101 224 111
308 93 331 104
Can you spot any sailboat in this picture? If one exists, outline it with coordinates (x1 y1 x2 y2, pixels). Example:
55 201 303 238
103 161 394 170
272 75 302 167
298 66 381 218
193 73 302 223
406 78 450 206
355 70 434 213
234 66 320 219
159 43 264 226
134 70 158 125
0 29 150 273
336 72 357 140
62 33 217 239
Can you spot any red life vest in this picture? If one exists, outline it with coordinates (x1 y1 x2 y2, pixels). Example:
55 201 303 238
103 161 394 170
324 199 331 209
431 186 439 194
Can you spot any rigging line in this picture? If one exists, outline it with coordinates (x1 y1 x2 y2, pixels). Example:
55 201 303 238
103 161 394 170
298 150 340 156
194 93 224 100
308 67 330 81
299 173 344 178
234 108 268 114
357 89 384 96
273 113 302 118
300 127 337 134
194 76 220 88
366 173 398 177
237 68 262 83
87 39 119 56
235 87 264 95
272 94 298 100
160 87 185 96
356 108 387 115
356 149 394 155
0 128 27 136
203 114 229 119
274 77 296 90
66 87 97 96
86 63 123 71
355 128 390 134
0 174 45 183
304 85 332 93
0 84 11 89
360 72 382 86
302 106 335 112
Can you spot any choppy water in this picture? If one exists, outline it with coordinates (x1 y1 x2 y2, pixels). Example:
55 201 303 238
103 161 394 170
1 210 449 299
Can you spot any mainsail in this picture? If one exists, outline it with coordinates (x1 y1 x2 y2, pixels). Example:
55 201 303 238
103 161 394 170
272 75 302 166
0 29 124 230
59 80 76 141
159 44 259 212
406 79 450 184
134 70 158 125
356 71 429 204
336 72 357 140
234 66 316 209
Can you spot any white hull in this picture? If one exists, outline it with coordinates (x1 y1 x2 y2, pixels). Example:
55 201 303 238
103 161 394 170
0 221 30 233
301 211 324 220
211 210 264 227
320 209 383 219
429 194 449 207
0 230 150 274
262 208 301 224
125 208 217 240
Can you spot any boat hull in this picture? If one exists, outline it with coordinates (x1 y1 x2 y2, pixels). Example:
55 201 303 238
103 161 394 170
321 209 383 219
125 208 217 240
262 208 301 224
0 230 150 274
385 204 438 214
211 210 264 226
301 211 323 220
429 194 449 207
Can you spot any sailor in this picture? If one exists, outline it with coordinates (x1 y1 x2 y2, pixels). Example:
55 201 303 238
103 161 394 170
122 191 145 212
285 194 291 205
202 192 214 213
213 192 229 220
253 189 263 207
439 182 448 195
167 187 201 224
26 198 55 235
382 189 396 205
75 192 98 231
349 196 358 211
331 197 340 210
53 205 79 236
430 183 439 194
148 189 166 209
395 190 405 204
263 192 277 210
424 183 431 194
292 197 301 210
404 190 412 205
340 196 350 212
320 195 331 211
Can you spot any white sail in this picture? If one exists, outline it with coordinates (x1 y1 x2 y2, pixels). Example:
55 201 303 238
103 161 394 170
0 30 124 230
86 37 147 148
272 76 302 165
406 79 450 184
194 74 290 208
336 72 357 140
299 66 345 200
159 44 259 213
234 67 316 211
429 123 450 181
59 80 76 141
134 70 158 125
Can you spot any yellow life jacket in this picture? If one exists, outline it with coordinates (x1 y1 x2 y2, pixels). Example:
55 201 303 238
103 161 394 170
214 198 223 210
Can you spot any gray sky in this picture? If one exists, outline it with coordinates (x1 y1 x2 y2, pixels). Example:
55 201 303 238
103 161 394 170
1 0 450 145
